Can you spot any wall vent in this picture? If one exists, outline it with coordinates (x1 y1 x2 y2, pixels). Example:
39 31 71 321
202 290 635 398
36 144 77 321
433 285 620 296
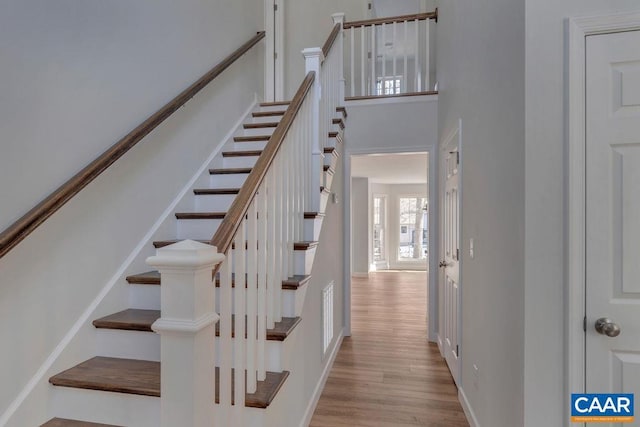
322 281 335 355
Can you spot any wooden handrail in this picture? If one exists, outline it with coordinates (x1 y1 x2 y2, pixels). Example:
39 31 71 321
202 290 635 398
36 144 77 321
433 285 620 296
322 23 341 59
0 31 266 260
343 10 437 29
210 72 316 256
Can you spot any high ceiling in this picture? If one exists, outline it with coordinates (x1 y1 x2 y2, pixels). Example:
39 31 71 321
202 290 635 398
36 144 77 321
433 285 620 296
351 152 428 184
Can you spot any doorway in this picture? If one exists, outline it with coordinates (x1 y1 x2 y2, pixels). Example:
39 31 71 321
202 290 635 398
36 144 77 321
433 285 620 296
264 0 284 101
345 150 438 341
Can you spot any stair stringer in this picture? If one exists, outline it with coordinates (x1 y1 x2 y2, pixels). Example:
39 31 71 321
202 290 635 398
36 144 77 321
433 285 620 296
1 97 260 427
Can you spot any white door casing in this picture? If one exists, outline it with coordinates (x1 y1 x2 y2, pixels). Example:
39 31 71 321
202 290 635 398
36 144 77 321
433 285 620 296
586 29 640 404
439 121 461 385
264 0 284 102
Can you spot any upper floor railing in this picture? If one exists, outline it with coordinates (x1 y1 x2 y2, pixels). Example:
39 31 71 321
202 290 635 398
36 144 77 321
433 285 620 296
343 11 437 98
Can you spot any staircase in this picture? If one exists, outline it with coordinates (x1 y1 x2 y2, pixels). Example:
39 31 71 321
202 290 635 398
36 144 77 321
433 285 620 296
40 100 346 426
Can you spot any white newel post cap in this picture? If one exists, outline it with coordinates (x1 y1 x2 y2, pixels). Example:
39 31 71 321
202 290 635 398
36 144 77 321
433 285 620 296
146 239 224 270
331 13 345 25
302 47 324 64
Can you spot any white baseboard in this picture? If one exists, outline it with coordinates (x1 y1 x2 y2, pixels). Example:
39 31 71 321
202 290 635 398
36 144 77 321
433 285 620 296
0 99 258 427
459 387 480 427
299 328 344 427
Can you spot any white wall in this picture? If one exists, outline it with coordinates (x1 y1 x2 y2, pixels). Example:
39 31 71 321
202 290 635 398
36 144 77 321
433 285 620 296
523 2 640 426
0 1 264 424
351 177 370 274
284 0 368 99
436 0 525 426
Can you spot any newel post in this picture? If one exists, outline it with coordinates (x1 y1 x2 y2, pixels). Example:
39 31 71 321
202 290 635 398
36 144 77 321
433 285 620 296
302 47 324 213
332 13 346 106
147 240 225 427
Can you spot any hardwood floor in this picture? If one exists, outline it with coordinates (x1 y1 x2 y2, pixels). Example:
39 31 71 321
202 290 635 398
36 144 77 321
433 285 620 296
310 271 469 427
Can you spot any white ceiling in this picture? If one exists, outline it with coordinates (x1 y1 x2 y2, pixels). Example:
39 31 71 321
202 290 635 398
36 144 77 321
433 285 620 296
351 152 428 184
372 0 421 18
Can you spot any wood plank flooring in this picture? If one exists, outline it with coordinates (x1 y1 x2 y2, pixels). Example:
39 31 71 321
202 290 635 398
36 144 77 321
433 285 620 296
310 271 469 427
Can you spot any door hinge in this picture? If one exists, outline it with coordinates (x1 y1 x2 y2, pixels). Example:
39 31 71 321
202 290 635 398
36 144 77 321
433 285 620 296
456 344 459 357
456 248 459 260
274 52 278 60
368 3 372 10
274 3 278 11
583 316 587 332
456 152 460 164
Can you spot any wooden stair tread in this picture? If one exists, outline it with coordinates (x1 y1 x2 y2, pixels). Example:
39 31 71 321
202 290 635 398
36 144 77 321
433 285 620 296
324 147 337 155
49 357 160 397
222 150 262 157
152 239 317 250
127 270 312 288
336 106 347 118
304 212 325 219
282 274 312 290
41 418 122 427
320 186 330 194
243 122 279 129
194 188 240 195
259 101 290 107
252 110 286 117
210 167 252 175
332 118 345 129
233 135 271 142
175 212 226 219
93 309 301 341
49 357 289 408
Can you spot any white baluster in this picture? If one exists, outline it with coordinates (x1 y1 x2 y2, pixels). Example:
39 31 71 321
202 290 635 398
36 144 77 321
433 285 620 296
266 168 275 330
350 27 355 96
414 19 420 92
392 22 397 94
218 247 233 421
246 199 258 394
274 154 283 323
360 25 365 96
233 223 246 418
147 241 223 427
403 21 408 93
425 19 430 91
371 24 376 95
381 22 386 93
256 184 267 381
302 47 324 214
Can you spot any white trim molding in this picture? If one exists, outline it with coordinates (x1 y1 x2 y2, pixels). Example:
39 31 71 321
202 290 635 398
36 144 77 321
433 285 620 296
459 388 480 427
566 10 640 426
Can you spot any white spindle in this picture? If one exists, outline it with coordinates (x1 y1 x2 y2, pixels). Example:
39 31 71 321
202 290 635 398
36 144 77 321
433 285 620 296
266 168 275 330
233 224 246 416
392 22 397 94
274 154 283 323
350 28 355 96
360 26 365 96
425 19 430 90
246 200 257 394
381 23 386 93
414 19 420 92
256 184 267 381
403 21 408 93
371 24 376 95
219 248 233 418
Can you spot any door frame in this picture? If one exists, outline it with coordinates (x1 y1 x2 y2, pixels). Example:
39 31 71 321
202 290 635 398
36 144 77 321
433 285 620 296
567 10 640 423
343 146 439 340
437 120 462 382
264 0 285 101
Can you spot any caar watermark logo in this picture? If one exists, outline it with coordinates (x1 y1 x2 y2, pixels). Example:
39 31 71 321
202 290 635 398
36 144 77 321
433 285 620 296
571 394 634 423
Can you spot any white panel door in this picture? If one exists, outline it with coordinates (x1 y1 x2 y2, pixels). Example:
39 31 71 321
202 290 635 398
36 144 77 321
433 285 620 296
586 30 640 420
440 134 460 385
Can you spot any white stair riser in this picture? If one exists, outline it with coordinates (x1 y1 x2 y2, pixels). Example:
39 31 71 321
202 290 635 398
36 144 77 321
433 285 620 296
305 218 323 242
320 192 329 214
295 247 316 276
50 388 160 427
195 194 236 212
96 329 161 362
232 141 269 152
209 173 249 188
177 218 223 240
223 155 260 169
324 152 338 169
242 126 277 137
130 284 160 310
252 114 284 124
259 104 290 113
324 170 334 190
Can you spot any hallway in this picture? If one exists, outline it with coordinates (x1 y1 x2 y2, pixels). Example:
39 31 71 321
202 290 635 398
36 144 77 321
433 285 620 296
310 271 469 427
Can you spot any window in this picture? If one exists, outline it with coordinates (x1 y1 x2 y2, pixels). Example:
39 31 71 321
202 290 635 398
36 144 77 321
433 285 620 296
376 76 402 95
373 196 386 262
398 196 428 260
